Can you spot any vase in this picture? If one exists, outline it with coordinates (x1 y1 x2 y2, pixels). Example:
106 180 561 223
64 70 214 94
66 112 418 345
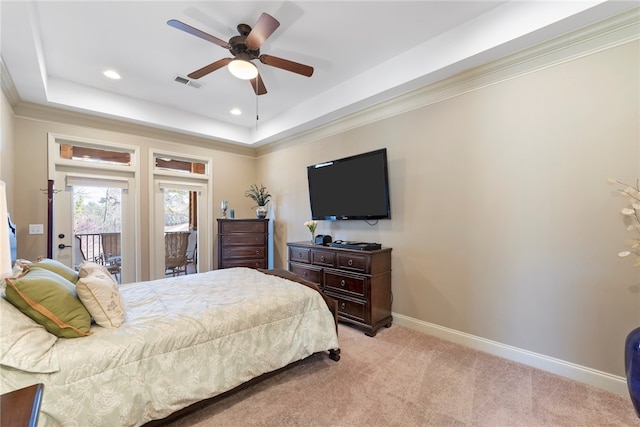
220 200 228 219
256 206 267 219
626 326 640 418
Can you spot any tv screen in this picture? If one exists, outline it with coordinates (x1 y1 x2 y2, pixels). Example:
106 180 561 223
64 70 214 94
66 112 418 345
307 148 391 220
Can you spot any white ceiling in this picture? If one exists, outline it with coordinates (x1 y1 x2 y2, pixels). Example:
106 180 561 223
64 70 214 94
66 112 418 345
1 1 636 147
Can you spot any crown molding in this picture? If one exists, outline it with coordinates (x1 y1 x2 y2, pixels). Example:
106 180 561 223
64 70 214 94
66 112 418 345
0 56 20 108
256 7 639 157
12 101 256 157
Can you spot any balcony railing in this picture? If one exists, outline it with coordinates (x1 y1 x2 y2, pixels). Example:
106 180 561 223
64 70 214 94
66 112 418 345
75 233 121 264
75 233 102 263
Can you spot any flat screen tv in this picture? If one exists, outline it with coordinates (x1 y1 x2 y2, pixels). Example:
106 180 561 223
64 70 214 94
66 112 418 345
307 148 391 220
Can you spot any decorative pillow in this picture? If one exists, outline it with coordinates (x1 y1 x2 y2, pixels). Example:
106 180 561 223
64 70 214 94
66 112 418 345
29 257 80 284
78 261 115 280
4 268 92 338
0 297 60 373
76 270 125 328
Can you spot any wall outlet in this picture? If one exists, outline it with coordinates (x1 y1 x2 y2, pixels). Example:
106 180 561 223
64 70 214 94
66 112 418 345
29 224 44 235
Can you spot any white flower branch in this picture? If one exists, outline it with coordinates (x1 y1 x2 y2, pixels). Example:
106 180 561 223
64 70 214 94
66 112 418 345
609 177 640 265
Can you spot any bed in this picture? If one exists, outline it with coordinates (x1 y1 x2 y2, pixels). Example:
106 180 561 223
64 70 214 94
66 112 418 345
0 265 340 426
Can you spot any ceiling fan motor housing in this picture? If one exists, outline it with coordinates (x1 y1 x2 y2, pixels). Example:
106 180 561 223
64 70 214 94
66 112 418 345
229 34 260 59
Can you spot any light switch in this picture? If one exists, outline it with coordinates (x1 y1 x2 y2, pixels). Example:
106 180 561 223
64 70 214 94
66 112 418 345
29 224 44 234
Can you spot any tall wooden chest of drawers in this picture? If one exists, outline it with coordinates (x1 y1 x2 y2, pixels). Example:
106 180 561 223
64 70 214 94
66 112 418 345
287 241 392 336
217 219 268 269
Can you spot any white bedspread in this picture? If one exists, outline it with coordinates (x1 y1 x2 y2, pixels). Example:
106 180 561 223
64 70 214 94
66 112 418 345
1 268 339 426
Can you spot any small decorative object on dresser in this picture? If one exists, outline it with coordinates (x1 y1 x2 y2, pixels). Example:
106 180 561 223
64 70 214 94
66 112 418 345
220 200 228 219
218 219 268 269
287 241 392 336
304 220 317 243
244 184 271 219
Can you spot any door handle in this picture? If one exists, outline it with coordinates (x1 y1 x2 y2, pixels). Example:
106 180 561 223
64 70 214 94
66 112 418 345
58 243 71 249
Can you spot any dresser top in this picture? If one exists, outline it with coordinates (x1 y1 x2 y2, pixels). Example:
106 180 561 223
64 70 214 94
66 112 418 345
287 241 391 254
217 218 268 222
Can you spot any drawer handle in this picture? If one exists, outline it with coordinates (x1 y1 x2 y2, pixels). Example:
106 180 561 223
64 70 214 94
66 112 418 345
256 250 260 255
348 259 353 266
299 253 303 258
303 271 308 277
320 256 325 262
340 279 345 287
340 302 346 310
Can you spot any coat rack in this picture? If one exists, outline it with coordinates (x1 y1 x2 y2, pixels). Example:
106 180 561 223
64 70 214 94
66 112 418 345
40 180 60 259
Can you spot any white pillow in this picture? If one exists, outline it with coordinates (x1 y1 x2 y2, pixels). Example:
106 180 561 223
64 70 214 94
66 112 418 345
76 270 126 328
0 297 60 373
78 261 114 279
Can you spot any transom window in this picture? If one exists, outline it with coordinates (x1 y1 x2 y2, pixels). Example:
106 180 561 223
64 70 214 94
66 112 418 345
60 144 131 166
155 157 206 175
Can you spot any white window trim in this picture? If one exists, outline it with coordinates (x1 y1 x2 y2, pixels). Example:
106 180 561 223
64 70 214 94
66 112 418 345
151 149 211 179
47 133 139 173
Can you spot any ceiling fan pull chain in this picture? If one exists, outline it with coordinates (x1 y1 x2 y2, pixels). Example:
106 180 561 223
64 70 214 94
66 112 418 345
255 81 259 130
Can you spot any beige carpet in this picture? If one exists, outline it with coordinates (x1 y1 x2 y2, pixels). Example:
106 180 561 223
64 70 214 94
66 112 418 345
163 324 639 427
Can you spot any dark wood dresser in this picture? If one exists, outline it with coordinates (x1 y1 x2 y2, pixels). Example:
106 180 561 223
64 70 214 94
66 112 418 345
287 241 392 336
217 219 268 269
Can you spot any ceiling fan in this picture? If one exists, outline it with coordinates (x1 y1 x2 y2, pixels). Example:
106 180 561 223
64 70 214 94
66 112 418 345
168 13 314 96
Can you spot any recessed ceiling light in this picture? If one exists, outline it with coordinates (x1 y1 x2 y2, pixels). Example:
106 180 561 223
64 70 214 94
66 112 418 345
230 108 242 116
103 70 121 80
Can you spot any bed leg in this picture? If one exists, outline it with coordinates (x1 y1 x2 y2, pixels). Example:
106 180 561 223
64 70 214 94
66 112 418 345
329 348 341 362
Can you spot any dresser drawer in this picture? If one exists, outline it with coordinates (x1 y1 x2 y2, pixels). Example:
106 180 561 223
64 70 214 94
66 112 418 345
325 291 368 324
311 249 335 267
336 253 368 273
289 263 323 286
324 270 367 298
220 259 266 269
219 220 267 234
222 246 265 259
289 246 311 264
222 234 265 246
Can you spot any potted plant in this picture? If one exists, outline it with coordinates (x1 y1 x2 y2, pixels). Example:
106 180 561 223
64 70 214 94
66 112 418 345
245 184 271 219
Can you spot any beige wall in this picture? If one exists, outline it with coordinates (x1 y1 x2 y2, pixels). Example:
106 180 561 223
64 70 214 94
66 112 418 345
1 17 638 381
0 90 15 210
258 39 639 377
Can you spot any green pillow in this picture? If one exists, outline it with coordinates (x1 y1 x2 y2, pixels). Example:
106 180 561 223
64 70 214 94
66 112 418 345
5 268 91 338
29 258 80 283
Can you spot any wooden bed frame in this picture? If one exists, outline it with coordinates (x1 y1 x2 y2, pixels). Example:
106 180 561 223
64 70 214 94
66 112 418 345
144 268 341 426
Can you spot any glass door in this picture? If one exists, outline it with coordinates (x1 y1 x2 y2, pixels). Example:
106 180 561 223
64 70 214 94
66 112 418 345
151 179 210 280
163 188 195 277
53 171 136 283
72 185 122 282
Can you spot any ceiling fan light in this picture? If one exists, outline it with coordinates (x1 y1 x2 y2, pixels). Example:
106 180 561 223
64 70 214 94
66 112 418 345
228 59 258 80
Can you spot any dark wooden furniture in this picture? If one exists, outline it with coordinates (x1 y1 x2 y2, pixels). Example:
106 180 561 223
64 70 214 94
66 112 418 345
217 219 268 269
287 241 392 336
1 383 44 427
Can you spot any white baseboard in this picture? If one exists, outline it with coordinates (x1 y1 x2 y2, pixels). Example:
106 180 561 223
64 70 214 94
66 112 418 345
392 313 628 397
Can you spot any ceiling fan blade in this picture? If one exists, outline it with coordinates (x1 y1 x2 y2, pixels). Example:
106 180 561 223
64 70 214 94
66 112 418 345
167 19 230 49
250 73 267 96
245 13 280 51
188 58 232 79
259 54 314 77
